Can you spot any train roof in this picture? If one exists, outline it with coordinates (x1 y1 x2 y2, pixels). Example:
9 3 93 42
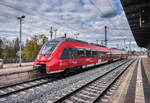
50 37 88 44
49 37 126 53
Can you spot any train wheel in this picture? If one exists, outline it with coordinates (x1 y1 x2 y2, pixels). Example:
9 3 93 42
63 68 71 75
39 67 46 74
77 65 82 72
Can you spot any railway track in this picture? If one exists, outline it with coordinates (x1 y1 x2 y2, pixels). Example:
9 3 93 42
0 75 48 89
53 59 135 103
0 59 117 88
0 74 59 98
0 60 121 98
0 59 133 101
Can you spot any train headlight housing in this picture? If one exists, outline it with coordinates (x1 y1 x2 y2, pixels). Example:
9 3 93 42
37 55 40 60
48 55 52 60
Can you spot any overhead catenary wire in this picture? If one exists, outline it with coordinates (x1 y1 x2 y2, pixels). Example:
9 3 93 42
88 0 105 16
88 0 131 32
0 1 78 39
0 0 115 40
0 0 133 48
88 0 131 43
0 0 87 36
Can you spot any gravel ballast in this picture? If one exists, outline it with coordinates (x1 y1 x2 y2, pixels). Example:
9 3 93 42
4 59 131 103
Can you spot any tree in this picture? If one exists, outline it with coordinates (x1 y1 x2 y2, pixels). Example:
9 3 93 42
1 38 21 59
14 38 19 58
23 34 48 59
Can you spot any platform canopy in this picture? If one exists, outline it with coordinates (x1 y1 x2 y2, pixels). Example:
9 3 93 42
120 0 150 48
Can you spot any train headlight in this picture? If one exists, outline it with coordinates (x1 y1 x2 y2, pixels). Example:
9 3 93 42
37 55 40 60
47 55 52 60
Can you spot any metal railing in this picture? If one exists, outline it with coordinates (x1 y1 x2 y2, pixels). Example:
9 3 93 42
2 59 34 64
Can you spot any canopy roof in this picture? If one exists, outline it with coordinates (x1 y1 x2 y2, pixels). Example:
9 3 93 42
120 0 150 48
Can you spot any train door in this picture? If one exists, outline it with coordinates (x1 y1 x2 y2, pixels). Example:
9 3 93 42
68 47 73 68
61 47 77 70
70 47 78 68
60 47 70 70
68 47 78 68
98 51 102 64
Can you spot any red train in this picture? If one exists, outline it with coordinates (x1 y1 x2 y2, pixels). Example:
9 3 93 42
33 37 128 74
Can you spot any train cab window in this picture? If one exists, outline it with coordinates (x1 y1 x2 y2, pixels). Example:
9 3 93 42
60 47 69 59
77 49 85 58
40 42 57 55
86 50 91 57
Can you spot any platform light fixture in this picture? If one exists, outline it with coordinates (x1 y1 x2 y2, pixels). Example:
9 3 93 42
17 15 25 67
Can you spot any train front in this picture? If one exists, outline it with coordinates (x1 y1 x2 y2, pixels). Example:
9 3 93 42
33 40 59 74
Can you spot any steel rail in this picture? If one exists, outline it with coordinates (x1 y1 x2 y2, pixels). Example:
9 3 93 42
54 59 135 103
0 59 130 99
0 75 49 90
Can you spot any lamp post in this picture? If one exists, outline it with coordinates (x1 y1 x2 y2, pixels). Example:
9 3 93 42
17 15 25 67
50 26 53 40
96 40 98 44
54 29 57 39
74 33 79 39
104 26 107 47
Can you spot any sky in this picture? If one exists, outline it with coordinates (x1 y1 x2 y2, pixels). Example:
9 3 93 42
0 0 144 51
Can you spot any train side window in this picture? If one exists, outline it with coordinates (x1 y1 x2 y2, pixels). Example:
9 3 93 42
60 47 69 59
86 50 91 57
68 47 73 59
112 54 115 57
101 52 106 59
77 49 85 58
107 53 111 58
92 51 97 57
97 51 101 58
97 51 100 58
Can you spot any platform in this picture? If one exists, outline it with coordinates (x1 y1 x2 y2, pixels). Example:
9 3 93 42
0 62 38 86
3 62 33 69
108 56 150 103
0 62 34 76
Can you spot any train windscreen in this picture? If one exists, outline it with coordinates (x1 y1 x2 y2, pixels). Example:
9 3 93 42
40 41 58 55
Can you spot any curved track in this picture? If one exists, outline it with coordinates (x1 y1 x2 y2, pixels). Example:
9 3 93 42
53 59 135 103
0 59 132 100
0 60 119 98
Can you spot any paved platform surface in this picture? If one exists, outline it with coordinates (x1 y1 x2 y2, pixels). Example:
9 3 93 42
3 62 33 69
0 62 34 76
108 56 150 103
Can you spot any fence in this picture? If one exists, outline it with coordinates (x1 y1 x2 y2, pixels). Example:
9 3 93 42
3 59 34 64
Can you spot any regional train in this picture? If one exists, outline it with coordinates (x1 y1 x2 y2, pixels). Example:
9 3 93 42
33 37 128 74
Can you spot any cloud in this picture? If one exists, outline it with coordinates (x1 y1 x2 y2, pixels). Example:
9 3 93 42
90 0 119 18
0 0 140 50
